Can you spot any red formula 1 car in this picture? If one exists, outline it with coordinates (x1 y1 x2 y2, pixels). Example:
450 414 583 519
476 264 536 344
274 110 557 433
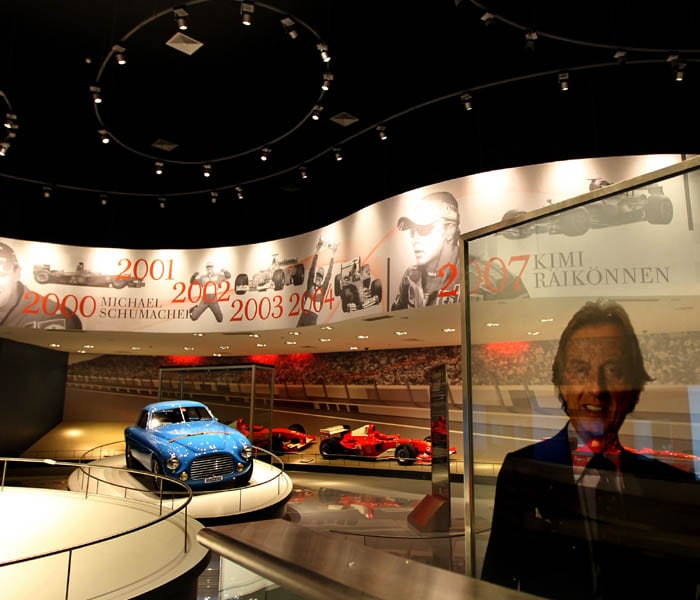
318 423 455 466
234 418 316 453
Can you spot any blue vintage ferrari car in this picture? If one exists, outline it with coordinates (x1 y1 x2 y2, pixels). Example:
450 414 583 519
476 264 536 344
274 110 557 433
124 400 253 489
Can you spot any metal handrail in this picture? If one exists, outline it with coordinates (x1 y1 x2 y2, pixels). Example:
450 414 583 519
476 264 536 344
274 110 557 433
0 456 194 569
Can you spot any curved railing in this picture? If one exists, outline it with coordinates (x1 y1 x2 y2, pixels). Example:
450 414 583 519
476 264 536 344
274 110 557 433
0 455 194 599
1 443 291 598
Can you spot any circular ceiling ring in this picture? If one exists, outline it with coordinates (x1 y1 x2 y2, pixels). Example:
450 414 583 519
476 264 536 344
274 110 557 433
92 0 332 167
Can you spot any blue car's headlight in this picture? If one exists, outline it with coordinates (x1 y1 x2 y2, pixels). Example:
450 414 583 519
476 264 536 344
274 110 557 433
241 444 253 460
166 455 180 472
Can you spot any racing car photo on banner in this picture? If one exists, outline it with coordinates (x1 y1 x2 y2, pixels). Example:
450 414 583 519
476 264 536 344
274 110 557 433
234 253 305 294
33 262 145 289
334 257 382 312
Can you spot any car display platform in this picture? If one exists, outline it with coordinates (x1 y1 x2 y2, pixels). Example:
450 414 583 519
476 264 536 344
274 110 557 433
67 454 294 520
0 484 209 600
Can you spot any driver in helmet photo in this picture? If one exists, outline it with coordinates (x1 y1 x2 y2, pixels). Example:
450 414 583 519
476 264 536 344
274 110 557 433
391 191 461 310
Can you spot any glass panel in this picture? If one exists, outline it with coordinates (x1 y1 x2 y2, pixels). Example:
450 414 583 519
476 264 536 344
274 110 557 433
464 165 700 598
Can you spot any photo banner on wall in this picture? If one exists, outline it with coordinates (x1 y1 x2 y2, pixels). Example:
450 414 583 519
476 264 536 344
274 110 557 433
0 154 690 334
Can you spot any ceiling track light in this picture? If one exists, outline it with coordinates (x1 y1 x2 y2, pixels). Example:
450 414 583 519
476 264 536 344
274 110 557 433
112 44 126 65
260 147 271 161
525 30 538 51
280 16 298 39
210 191 218 204
558 72 569 91
460 92 473 111
333 146 343 161
0 142 9 157
3 112 17 129
241 2 254 26
614 49 627 64
99 193 108 206
42 185 52 199
203 164 212 177
299 165 308 179
154 161 164 175
321 72 334 91
311 105 323 120
376 125 388 141
174 7 189 31
480 12 495 26
98 129 110 144
316 42 331 63
667 54 686 82
158 197 167 209
89 85 102 104
235 186 244 200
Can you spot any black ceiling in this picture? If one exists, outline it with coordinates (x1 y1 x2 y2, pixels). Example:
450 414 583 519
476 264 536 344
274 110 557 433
2 0 699 250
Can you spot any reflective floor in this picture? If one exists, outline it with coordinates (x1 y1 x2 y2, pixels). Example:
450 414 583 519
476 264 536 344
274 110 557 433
195 469 486 600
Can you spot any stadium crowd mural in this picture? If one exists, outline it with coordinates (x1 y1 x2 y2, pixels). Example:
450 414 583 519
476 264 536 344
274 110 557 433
67 329 700 391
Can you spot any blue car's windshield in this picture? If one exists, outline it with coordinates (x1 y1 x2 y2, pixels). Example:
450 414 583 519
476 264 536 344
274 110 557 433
151 406 214 427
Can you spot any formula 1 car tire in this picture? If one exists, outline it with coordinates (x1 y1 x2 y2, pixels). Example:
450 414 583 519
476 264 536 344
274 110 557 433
645 195 674 224
320 438 343 459
558 207 591 236
292 265 304 286
370 279 382 304
34 270 50 284
272 269 285 290
395 444 418 466
235 273 249 295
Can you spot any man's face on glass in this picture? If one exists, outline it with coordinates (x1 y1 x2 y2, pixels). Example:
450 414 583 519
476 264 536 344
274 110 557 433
560 322 636 447
409 219 448 266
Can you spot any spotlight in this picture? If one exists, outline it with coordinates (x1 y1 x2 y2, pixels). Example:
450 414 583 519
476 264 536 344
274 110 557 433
155 161 164 175
321 72 334 91
98 129 110 144
667 54 686 82
460 93 473 111
3 113 16 129
241 2 254 26
210 191 218 204
376 125 388 141
113 44 126 65
235 186 244 199
525 31 538 51
280 16 298 39
299 166 308 179
89 85 102 104
0 142 8 157
159 197 167 209
174 7 189 31
311 105 323 120
676 62 687 81
42 185 52 199
99 193 108 206
333 147 343 161
480 12 495 26
317 42 331 63
614 49 627 64
260 147 271 161
203 164 212 177
558 72 569 91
